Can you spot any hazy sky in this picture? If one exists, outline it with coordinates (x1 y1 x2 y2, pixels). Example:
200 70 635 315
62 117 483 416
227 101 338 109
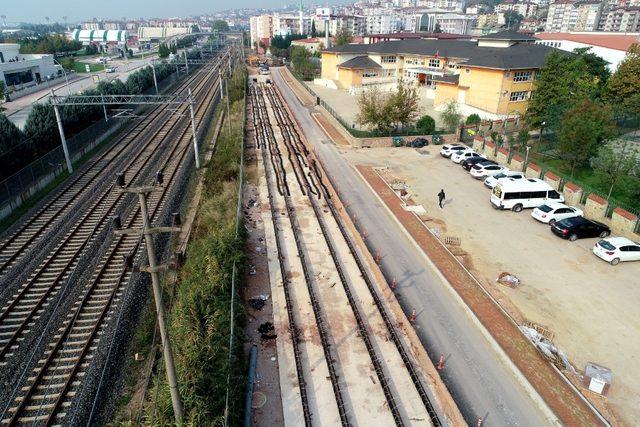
4 0 342 23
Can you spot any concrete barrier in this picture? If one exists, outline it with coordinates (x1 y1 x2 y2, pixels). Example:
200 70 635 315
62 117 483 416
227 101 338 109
483 141 496 160
525 162 541 179
611 208 639 238
510 153 524 172
584 193 608 221
543 171 561 190
562 182 583 206
497 147 509 165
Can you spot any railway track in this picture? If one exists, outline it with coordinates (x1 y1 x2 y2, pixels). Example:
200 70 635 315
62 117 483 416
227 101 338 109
251 82 443 426
0 50 237 425
0 48 230 277
0 57 225 370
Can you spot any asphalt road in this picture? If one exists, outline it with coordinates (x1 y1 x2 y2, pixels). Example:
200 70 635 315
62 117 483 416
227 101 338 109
271 68 553 426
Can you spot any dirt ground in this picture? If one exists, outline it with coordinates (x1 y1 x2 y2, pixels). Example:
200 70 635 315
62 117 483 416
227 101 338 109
341 146 640 425
242 147 284 427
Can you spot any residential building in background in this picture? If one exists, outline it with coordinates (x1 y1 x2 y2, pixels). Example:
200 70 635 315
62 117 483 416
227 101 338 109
536 31 640 69
545 0 603 32
317 31 557 118
496 1 538 17
599 6 640 31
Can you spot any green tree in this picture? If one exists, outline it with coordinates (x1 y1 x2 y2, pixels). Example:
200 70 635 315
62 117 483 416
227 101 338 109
311 21 317 38
503 11 524 30
85 44 98 56
527 50 602 129
441 101 462 133
606 43 640 118
334 27 353 47
416 115 436 134
191 24 200 33
356 87 394 132
0 82 5 102
59 56 75 71
573 47 610 91
24 104 59 153
434 23 443 33
0 113 24 152
212 20 230 32
556 99 614 175
516 128 530 146
390 80 420 128
158 43 170 58
170 44 178 55
465 113 481 125
590 140 640 200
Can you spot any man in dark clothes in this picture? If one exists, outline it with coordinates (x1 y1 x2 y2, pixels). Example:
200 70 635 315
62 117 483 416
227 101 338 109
438 189 445 208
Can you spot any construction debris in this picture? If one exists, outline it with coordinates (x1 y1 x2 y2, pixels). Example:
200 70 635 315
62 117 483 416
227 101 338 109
258 322 277 340
249 294 270 311
496 272 520 288
520 325 576 374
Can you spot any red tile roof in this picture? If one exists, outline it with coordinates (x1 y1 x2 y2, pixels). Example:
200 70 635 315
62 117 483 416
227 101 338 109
535 32 640 51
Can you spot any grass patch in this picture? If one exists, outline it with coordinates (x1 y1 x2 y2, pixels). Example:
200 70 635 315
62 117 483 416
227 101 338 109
72 61 106 73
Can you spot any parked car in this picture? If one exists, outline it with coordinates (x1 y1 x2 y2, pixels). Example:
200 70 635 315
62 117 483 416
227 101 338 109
105 67 116 73
259 68 269 75
483 171 525 189
531 202 583 225
491 178 564 211
551 216 610 241
593 237 640 265
440 144 468 158
410 137 428 148
451 150 483 164
461 157 496 171
470 163 508 179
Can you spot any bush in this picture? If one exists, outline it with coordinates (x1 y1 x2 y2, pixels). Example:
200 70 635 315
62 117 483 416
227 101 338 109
416 115 436 134
466 113 481 125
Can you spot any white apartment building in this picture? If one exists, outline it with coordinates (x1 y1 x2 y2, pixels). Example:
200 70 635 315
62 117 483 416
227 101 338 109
250 14 313 48
250 15 273 48
545 0 603 32
411 10 477 33
495 2 538 17
328 15 367 36
600 7 640 31
417 0 465 9
362 8 404 33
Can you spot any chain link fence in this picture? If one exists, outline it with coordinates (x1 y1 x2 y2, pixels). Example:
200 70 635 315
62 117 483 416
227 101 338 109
0 71 181 221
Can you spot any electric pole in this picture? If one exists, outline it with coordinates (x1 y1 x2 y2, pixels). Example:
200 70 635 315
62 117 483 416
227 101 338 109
115 184 184 426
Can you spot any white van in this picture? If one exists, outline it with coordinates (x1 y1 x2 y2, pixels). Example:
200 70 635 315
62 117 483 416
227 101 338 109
491 178 564 212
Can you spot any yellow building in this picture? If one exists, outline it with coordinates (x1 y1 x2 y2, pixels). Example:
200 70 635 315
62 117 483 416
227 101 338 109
319 31 558 118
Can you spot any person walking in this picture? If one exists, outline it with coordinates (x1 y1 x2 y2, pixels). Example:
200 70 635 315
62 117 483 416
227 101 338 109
438 189 446 208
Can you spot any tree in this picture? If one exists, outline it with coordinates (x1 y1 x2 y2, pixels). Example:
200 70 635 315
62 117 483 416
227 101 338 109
390 80 420 128
311 21 317 38
0 81 5 102
434 23 443 33
465 113 481 125
170 44 178 55
158 43 170 58
212 20 229 32
85 44 98 56
556 99 614 175
503 11 524 30
334 27 353 47
416 115 436 134
356 87 394 132
191 24 200 33
516 128 530 147
527 50 602 129
59 56 75 71
590 140 639 200
441 101 462 133
24 104 59 153
573 47 610 91
0 113 24 152
607 43 640 118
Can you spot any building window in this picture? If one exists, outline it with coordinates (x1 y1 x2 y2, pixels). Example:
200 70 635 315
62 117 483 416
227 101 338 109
381 55 397 63
428 58 440 68
362 70 378 78
510 91 530 102
513 71 532 82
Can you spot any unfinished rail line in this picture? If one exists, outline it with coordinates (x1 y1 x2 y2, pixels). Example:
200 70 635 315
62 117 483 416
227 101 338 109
0 48 237 425
250 81 444 426
0 48 229 276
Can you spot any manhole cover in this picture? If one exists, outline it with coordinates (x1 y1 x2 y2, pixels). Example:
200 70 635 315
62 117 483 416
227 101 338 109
252 391 267 409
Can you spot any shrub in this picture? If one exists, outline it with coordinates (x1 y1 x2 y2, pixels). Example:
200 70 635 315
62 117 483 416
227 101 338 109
465 113 481 125
416 115 436 134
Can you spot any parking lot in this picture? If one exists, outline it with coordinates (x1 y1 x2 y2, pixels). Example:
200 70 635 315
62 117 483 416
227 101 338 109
340 146 640 424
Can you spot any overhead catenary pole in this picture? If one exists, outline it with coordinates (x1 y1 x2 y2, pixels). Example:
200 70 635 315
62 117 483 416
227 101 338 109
136 189 184 426
184 51 189 74
100 93 109 122
188 88 200 168
150 62 159 95
51 89 73 173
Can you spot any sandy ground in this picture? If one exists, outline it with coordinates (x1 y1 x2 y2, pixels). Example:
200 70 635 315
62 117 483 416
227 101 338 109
310 83 446 130
340 146 640 425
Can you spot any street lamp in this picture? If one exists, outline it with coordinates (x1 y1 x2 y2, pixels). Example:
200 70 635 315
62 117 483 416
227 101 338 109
53 58 71 96
524 145 531 172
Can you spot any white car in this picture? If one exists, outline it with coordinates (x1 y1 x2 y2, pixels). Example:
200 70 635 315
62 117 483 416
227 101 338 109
483 171 525 189
470 163 508 179
439 144 468 158
451 150 483 164
531 202 583 225
593 237 640 265
105 67 116 73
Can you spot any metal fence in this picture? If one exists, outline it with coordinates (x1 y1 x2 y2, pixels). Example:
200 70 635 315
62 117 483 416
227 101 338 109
0 70 181 221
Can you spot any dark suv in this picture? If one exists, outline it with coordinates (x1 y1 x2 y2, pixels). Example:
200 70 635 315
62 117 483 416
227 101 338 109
462 158 496 171
551 216 611 241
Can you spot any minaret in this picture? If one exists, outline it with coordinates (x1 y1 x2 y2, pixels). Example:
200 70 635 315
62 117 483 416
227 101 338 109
299 0 304 35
